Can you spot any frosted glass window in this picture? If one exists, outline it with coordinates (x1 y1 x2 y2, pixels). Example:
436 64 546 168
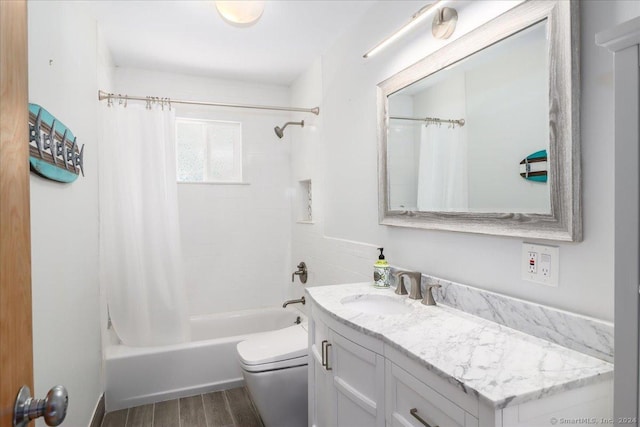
175 118 242 183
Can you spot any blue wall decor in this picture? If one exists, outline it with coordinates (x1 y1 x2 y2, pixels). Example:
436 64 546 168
28 103 84 183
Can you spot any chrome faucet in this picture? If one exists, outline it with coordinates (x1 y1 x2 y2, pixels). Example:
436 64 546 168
283 296 305 308
292 262 308 284
395 271 422 299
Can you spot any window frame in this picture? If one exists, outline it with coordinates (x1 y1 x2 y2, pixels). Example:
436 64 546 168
175 117 244 184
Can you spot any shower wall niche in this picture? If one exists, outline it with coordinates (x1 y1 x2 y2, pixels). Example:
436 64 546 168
297 179 313 222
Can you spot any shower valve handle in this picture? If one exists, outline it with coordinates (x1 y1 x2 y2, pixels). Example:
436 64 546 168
292 262 308 284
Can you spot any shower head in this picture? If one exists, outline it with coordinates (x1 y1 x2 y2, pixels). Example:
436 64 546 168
274 120 304 139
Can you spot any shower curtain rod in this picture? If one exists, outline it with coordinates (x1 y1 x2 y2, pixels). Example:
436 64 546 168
390 115 465 127
97 90 320 116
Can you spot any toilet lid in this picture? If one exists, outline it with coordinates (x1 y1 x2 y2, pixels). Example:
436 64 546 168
237 324 308 371
238 354 308 373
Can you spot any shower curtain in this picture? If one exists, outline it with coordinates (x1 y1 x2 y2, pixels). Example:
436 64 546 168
416 124 469 211
100 104 190 346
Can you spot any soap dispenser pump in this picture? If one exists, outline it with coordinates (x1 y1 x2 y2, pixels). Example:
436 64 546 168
373 247 390 288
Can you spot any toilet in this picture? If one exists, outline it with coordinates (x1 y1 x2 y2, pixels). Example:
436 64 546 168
236 322 308 427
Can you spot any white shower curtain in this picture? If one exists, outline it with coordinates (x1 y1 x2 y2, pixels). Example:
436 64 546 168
416 125 469 211
99 105 190 346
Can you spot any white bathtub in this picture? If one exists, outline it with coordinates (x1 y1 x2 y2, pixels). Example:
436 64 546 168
104 306 306 411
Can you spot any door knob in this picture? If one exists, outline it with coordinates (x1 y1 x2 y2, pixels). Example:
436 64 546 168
14 385 68 427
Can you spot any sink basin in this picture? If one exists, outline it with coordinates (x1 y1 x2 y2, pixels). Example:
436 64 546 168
340 294 412 315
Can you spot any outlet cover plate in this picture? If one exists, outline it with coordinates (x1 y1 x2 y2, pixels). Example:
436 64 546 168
522 243 559 286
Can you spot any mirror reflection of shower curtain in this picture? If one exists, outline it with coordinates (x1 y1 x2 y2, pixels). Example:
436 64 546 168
416 125 468 211
100 105 190 346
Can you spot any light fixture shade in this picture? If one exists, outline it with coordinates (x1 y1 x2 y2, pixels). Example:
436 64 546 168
215 1 265 26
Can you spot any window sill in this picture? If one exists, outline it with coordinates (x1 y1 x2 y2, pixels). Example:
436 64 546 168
177 181 250 186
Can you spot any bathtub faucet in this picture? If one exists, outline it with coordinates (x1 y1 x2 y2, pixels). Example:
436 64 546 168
282 296 305 308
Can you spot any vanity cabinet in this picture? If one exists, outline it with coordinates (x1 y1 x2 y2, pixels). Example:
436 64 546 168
308 297 612 427
309 303 468 427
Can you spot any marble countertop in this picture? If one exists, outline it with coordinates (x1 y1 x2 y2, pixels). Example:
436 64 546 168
306 282 613 409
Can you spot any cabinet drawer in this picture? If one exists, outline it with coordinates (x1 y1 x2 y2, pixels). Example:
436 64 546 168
387 362 478 427
385 345 478 415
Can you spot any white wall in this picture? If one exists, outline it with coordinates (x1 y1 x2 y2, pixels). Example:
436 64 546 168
28 1 103 425
290 59 383 301
292 0 640 322
114 68 293 316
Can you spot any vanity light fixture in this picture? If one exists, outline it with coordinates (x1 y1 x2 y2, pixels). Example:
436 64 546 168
432 7 458 39
363 0 449 59
215 0 265 26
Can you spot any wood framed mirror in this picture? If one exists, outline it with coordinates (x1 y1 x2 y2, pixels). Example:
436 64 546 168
377 0 581 241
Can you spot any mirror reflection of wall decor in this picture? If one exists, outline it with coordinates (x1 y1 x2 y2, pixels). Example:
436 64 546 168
377 0 581 242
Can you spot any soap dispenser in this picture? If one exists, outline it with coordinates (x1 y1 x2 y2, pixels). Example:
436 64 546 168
373 247 390 288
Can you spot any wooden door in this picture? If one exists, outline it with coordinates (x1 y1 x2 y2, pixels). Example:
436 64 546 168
0 0 34 425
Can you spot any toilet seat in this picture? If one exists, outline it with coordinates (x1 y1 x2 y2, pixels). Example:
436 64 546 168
237 324 308 373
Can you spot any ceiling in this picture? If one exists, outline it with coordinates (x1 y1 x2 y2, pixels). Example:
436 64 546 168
82 0 378 86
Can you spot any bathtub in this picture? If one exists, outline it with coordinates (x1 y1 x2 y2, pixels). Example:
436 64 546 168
104 306 306 411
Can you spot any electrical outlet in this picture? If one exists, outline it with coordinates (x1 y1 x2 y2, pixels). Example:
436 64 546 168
540 253 551 277
528 252 537 273
522 243 559 286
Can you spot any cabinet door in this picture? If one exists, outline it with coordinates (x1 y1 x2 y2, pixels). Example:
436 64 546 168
312 348 336 427
309 312 336 427
329 330 385 427
386 361 478 427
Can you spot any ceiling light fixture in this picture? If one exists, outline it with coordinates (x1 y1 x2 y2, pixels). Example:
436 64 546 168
215 1 265 27
363 0 449 59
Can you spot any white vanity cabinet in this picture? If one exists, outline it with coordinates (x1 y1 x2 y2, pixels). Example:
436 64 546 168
308 295 613 427
309 304 386 427
385 344 611 427
309 302 473 427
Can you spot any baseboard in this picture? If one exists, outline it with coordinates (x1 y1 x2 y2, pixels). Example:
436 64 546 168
88 393 105 427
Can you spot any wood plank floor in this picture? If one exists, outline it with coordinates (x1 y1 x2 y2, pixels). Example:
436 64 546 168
101 387 263 427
